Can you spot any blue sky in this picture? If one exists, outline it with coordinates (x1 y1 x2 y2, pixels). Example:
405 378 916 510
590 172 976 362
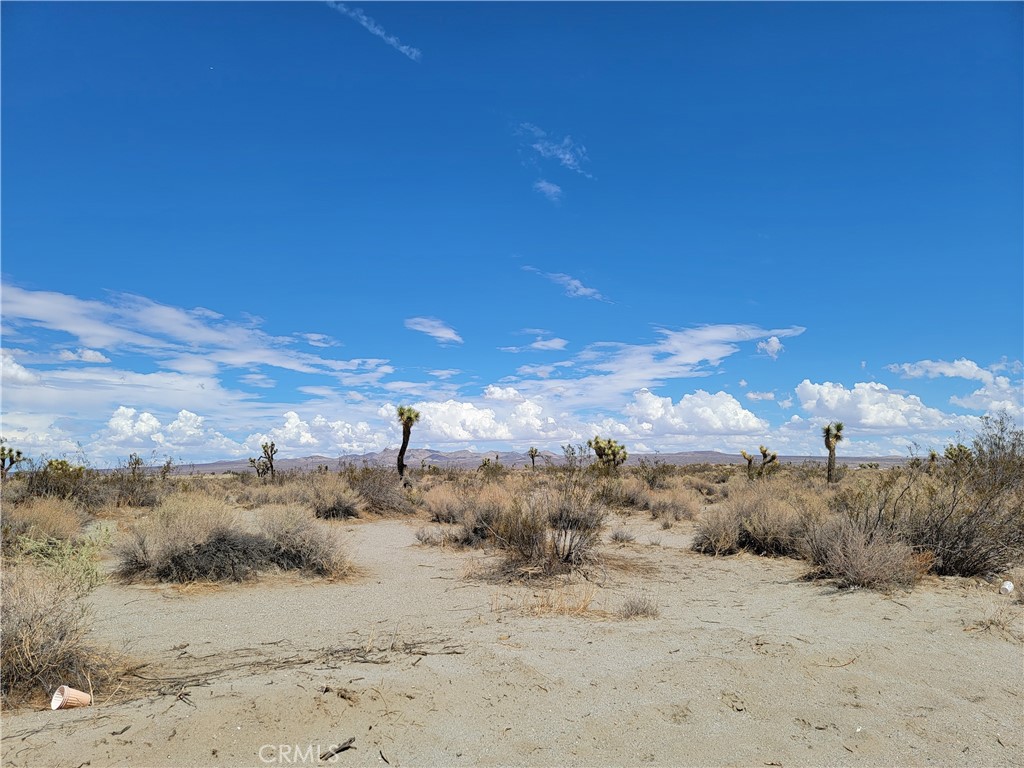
2 1 1021 466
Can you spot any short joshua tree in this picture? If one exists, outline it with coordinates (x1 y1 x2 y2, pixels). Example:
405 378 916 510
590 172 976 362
588 435 628 473
822 422 845 484
527 447 539 470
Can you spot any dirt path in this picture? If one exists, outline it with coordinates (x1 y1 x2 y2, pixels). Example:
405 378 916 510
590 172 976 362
3 517 1022 767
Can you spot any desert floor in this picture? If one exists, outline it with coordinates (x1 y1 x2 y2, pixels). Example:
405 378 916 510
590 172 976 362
2 516 1022 768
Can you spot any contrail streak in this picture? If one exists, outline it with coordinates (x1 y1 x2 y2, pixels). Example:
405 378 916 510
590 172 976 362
326 2 422 62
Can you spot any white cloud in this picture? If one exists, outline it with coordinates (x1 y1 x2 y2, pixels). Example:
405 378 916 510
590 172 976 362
533 179 562 203
326 2 422 61
888 357 995 384
950 377 1023 418
415 400 513 442
887 357 1023 418
625 389 768 435
298 333 337 348
241 373 277 389
794 379 974 432
746 391 775 401
429 369 461 380
57 348 111 363
520 123 591 177
483 385 522 402
523 267 607 301
530 337 568 351
756 336 784 360
404 317 464 345
1 350 40 385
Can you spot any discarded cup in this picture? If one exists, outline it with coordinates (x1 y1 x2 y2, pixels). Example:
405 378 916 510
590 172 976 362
51 685 91 710
1000 581 1014 595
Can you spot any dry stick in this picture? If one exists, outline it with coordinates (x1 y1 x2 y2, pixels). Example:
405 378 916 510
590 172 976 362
319 738 355 760
814 656 859 668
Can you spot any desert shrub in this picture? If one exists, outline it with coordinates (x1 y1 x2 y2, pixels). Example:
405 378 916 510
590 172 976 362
804 516 920 590
619 594 660 619
1 497 84 545
649 488 700 522
732 484 804 557
1 564 120 707
110 453 161 507
491 486 605 577
235 479 298 509
634 457 673 490
492 495 550 568
899 415 1024 576
344 465 416 515
598 476 652 511
422 483 467 524
692 506 743 555
23 458 107 510
547 480 605 568
304 474 365 519
257 505 348 577
116 497 347 583
459 484 513 545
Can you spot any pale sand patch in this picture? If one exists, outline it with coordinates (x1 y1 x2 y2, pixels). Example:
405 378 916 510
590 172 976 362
3 518 1022 767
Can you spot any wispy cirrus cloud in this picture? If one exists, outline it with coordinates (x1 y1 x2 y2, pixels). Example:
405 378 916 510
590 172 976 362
326 2 422 62
519 123 592 178
404 316 463 345
533 179 562 203
523 266 607 302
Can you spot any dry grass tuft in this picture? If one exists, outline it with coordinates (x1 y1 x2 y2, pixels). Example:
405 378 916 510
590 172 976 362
423 483 467 524
1 497 85 545
618 593 660 619
491 582 601 617
609 528 636 544
804 516 920 591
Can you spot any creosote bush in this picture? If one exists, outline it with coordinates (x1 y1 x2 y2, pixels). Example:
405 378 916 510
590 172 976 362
116 492 347 583
343 465 416 515
303 473 365 519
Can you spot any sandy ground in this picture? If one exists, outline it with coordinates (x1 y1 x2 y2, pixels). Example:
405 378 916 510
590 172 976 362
3 516 1023 768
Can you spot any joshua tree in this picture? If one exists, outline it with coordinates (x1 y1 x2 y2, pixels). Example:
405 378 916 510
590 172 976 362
396 405 421 483
741 446 778 480
758 445 778 477
822 422 845 484
740 450 756 480
262 441 277 480
588 435 628 472
527 447 539 470
0 440 25 481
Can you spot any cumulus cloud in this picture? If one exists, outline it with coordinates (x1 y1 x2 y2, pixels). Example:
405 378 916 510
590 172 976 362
625 388 768 435
57 348 111 363
794 379 974 432
533 179 562 203
756 336 784 360
326 2 422 61
523 267 607 301
1 350 40 385
404 317 463 345
483 385 522 401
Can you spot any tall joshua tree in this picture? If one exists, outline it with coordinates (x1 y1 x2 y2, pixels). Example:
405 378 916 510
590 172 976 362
396 405 421 483
822 422 845 484
527 447 539 470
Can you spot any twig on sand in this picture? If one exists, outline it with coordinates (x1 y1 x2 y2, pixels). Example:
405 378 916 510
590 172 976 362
814 656 859 668
320 738 355 760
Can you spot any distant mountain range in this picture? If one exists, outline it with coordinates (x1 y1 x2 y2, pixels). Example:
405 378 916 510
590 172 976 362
172 448 906 475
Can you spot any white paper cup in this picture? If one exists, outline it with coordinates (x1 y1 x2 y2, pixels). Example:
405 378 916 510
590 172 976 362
50 685 91 710
1000 581 1014 595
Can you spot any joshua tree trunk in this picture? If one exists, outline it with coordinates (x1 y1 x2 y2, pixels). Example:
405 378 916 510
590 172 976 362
397 422 412 480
